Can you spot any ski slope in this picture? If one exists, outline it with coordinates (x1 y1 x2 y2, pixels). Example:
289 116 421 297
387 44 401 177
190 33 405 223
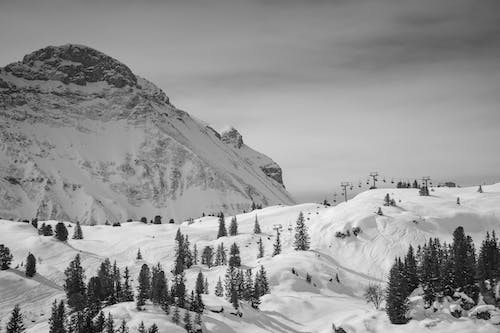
0 183 499 332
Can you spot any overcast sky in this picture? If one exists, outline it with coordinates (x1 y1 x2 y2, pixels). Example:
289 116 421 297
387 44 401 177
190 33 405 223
1 0 499 202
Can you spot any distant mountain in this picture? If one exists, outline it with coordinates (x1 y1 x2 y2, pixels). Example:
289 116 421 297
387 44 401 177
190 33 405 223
0 44 294 224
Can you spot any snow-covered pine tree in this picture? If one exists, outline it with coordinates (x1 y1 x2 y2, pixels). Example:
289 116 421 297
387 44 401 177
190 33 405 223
217 212 227 238
172 306 180 325
172 272 187 308
98 258 114 303
293 212 310 251
183 310 192 332
25 253 36 277
257 237 264 258
255 265 270 296
122 267 134 302
94 311 106 332
72 221 83 240
193 244 198 265
273 232 281 256
148 323 159 333
254 215 261 234
242 269 254 301
183 235 193 268
64 254 87 311
228 243 241 267
137 321 147 333
201 246 213 268
55 222 68 241
48 300 65 333
105 312 114 333
136 248 143 260
385 258 409 324
229 216 238 236
215 277 224 297
118 319 129 333
0 244 13 270
151 263 167 305
224 266 239 309
136 264 151 308
195 271 205 295
204 277 209 294
403 245 419 293
86 276 103 316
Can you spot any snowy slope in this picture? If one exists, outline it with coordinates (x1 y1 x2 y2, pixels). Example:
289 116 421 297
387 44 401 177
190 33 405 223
0 44 294 225
0 184 499 332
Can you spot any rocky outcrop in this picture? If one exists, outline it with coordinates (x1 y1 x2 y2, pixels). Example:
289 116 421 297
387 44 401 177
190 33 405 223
0 44 294 224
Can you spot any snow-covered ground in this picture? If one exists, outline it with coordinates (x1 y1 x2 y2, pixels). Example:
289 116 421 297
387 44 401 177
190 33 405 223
1 184 499 332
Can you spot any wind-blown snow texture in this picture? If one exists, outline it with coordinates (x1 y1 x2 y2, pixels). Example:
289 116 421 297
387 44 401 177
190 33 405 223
0 184 499 332
0 44 294 224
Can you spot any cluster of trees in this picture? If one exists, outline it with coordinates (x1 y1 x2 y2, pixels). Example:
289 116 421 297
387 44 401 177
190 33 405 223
396 180 420 189
383 194 396 207
37 222 83 241
0 244 13 270
220 265 269 310
386 226 500 324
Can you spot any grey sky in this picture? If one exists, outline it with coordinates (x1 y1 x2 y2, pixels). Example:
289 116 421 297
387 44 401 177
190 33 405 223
1 0 499 202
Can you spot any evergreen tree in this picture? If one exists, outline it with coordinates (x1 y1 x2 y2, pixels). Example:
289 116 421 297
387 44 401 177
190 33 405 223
112 260 121 303
183 310 192 332
257 238 264 259
87 276 103 316
64 254 86 311
215 277 224 297
72 221 83 240
122 267 134 302
94 311 106 333
242 269 254 302
217 213 227 238
55 222 68 241
195 271 205 295
214 243 227 266
137 321 146 333
82 313 94 333
293 212 310 251
118 320 128 333
385 259 409 324
201 246 213 268
204 278 209 294
173 230 186 275
254 265 269 296
228 243 241 267
193 244 198 265
136 248 143 260
151 263 168 305
136 264 151 308
172 306 180 325
0 244 13 270
194 312 202 328
272 232 281 256
451 226 475 288
253 215 261 234
25 253 36 277
148 323 159 333
104 313 114 333
224 266 239 309
229 216 238 236
48 300 66 333
478 185 483 193
6 304 25 333
183 235 193 268
171 272 186 308
403 245 419 292
97 258 114 302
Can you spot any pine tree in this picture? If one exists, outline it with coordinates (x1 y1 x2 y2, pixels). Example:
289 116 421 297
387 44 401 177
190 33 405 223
403 245 419 292
194 312 202 328
173 230 186 275
151 263 168 305
148 323 159 333
183 310 192 332
224 266 239 310
293 212 310 251
255 265 269 296
201 246 213 268
257 238 264 259
48 300 66 333
451 226 475 289
72 221 83 240
193 244 198 265
228 243 241 267
64 254 86 311
55 222 68 241
171 272 186 308
272 232 281 256
229 216 238 236
122 267 134 302
0 244 13 270
215 277 224 297
385 259 409 324
214 243 227 266
105 313 114 333
136 248 143 260
195 271 205 295
87 276 103 317
94 311 106 333
6 304 25 333
204 278 209 295
183 235 193 268
25 253 36 277
478 185 483 193
217 213 227 238
136 264 151 308
253 215 261 234
172 305 180 325
118 319 128 333
376 207 383 216
112 260 121 303
242 269 254 301
137 321 146 333
97 258 114 303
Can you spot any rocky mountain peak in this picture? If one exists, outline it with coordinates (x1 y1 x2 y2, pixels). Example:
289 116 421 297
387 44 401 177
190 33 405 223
4 44 137 88
221 127 244 149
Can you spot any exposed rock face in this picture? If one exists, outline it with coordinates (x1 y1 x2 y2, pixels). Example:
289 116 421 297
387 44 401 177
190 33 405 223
0 44 294 224
221 127 285 186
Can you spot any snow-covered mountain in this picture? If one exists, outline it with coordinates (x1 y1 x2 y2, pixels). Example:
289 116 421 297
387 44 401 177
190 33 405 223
0 184 499 332
0 44 294 224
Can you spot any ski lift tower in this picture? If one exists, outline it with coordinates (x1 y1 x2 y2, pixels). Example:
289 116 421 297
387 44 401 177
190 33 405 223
422 176 431 188
369 172 379 189
340 182 351 202
273 224 283 238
